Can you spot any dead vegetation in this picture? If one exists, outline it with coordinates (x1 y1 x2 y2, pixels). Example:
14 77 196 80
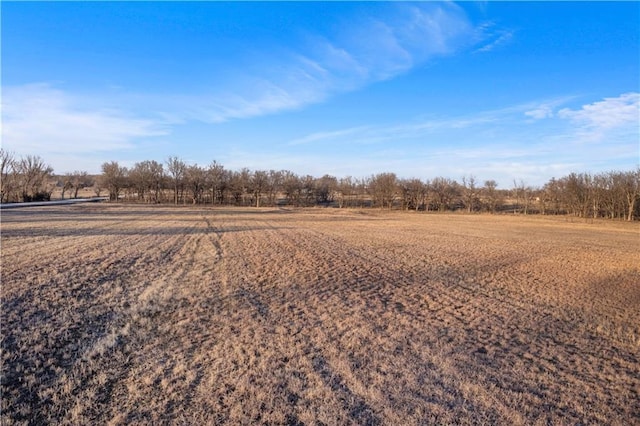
1 205 639 425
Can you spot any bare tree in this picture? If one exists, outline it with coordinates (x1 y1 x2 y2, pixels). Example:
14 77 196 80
300 175 316 207
220 169 235 205
93 175 104 197
356 177 369 208
461 175 478 213
590 173 608 219
430 177 458 212
605 172 623 219
541 178 562 215
282 171 302 206
251 170 269 207
71 171 93 199
0 149 16 203
239 168 252 206
151 161 165 203
482 180 501 213
129 163 148 202
186 164 206 204
620 169 640 221
129 161 163 203
266 170 283 206
16 155 54 202
563 173 593 218
369 173 398 209
228 169 251 206
520 180 534 215
101 161 128 202
166 156 186 205
336 176 356 208
207 161 226 205
60 173 74 200
399 178 426 211
315 174 338 205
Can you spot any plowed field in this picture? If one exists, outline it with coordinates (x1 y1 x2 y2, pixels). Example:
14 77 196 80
1 205 639 425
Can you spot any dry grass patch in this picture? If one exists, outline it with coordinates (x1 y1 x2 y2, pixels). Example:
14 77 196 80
2 205 639 424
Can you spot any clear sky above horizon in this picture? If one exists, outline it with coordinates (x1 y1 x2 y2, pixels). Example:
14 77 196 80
2 1 639 187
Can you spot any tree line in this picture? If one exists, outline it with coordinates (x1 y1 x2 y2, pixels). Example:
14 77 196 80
1 150 638 220
1 150 95 203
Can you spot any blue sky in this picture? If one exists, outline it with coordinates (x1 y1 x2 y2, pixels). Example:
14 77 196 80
2 1 639 187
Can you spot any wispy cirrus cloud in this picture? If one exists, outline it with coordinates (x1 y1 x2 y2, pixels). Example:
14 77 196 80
473 22 514 53
289 126 373 146
183 2 479 123
133 3 478 125
475 30 513 53
288 103 528 147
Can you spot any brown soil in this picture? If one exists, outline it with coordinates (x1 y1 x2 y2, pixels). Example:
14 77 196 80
1 205 639 425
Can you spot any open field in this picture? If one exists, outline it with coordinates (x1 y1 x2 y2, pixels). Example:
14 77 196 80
1 205 639 425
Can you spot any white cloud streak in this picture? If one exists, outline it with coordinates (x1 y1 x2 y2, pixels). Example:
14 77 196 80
524 96 577 120
287 105 526 147
2 84 167 157
473 21 514 54
525 106 554 120
557 92 639 130
475 30 513 53
289 126 373 146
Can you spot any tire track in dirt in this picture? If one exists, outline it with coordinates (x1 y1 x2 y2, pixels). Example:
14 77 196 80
185 212 502 423
1 208 203 424
0 205 183 294
138 211 380 424
56 214 208 424
196 210 638 424
66 210 232 424
298 212 640 424
272 220 508 422
3 207 638 425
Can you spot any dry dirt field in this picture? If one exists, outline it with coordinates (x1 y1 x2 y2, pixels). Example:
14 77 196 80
1 205 639 425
